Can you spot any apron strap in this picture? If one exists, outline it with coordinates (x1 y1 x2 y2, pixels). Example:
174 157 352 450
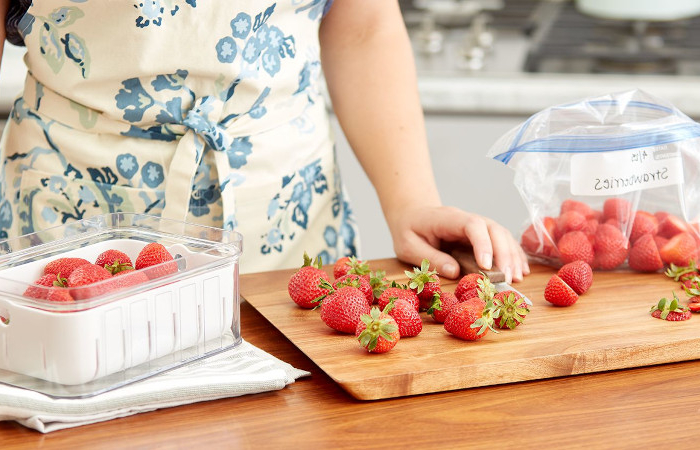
160 95 235 224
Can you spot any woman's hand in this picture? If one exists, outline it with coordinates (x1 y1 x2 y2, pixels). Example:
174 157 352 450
387 205 530 283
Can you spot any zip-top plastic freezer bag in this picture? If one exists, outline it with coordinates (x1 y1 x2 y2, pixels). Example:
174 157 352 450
487 89 700 272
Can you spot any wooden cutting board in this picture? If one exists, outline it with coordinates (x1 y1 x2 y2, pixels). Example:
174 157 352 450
241 258 699 400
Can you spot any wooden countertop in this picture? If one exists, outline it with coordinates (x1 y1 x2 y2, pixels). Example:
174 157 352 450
3 261 700 448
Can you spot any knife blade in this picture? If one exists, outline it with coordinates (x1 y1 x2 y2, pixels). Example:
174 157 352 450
449 245 532 306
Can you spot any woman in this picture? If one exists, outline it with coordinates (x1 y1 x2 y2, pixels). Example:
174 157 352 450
0 0 528 282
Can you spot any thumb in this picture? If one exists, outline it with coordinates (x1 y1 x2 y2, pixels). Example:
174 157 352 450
396 234 461 280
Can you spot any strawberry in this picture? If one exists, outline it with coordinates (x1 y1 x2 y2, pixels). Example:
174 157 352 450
659 232 698 267
560 199 594 218
557 231 594 266
110 269 151 290
462 296 486 311
444 299 498 341
654 211 670 224
43 257 91 278
333 256 370 280
544 274 579 307
650 293 691 321
427 290 459 323
683 283 700 304
628 234 664 272
385 298 422 337
355 307 400 353
658 214 688 239
654 235 669 251
681 277 700 291
664 261 699 283
377 284 419 311
493 290 529 329
593 223 629 270
629 210 659 244
67 264 114 300
319 285 371 334
556 211 586 236
602 198 632 223
405 259 442 310
454 272 481 301
23 273 65 300
581 218 599 239
521 217 559 258
287 252 329 309
46 288 74 302
688 302 700 313
95 249 133 274
135 242 178 279
557 260 593 295
454 272 496 303
368 270 390 300
334 273 373 305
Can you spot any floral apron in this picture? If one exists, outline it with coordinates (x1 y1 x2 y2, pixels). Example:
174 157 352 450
0 0 357 273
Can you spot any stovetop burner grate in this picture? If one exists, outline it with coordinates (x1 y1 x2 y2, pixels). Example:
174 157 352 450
525 2 700 75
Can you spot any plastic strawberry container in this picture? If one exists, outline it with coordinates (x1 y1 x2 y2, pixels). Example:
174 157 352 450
0 213 242 398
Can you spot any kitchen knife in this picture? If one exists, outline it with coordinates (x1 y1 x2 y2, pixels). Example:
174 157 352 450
448 244 532 306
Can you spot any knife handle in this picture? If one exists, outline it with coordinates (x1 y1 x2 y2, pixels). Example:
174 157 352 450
449 246 506 283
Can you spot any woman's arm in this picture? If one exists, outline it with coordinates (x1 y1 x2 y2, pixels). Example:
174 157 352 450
319 0 529 282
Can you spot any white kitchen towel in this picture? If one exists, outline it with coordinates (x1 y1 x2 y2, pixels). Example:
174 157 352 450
0 340 310 433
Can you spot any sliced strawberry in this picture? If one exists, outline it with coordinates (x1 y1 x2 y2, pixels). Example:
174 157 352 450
654 235 669 251
659 232 698 267
593 223 629 270
557 260 593 295
650 294 691 321
658 214 689 239
628 234 664 272
629 210 659 244
544 274 579 307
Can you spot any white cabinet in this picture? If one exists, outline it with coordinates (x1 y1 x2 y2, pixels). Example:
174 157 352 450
333 114 530 260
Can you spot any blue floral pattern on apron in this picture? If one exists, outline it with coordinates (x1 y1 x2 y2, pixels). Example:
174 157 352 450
0 0 356 273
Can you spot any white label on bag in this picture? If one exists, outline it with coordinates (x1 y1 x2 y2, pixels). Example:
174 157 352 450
570 145 684 196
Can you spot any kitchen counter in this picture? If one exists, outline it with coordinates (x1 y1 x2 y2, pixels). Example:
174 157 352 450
410 28 700 118
3 260 700 447
417 71 700 117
